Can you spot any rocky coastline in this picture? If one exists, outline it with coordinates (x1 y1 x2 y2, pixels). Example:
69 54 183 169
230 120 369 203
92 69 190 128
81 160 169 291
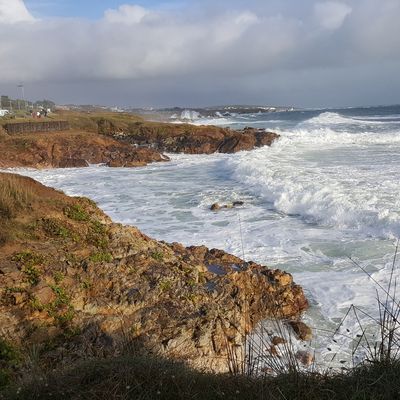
0 173 308 374
0 112 279 169
0 130 168 169
100 119 279 154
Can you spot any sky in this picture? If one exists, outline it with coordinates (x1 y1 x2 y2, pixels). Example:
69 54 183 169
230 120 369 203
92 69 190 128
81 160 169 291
0 0 400 108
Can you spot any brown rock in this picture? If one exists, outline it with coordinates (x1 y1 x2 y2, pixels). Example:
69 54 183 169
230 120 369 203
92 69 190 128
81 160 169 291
288 321 312 341
105 119 280 155
296 350 314 366
0 131 168 169
210 203 221 211
32 285 56 305
271 336 287 346
12 292 27 305
58 158 89 168
0 172 308 374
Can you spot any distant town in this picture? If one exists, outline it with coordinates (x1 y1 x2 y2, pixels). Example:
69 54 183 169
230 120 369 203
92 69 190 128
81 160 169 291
0 94 295 121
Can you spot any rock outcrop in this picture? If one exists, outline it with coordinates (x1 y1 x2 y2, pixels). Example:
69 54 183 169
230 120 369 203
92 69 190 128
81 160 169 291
100 119 279 154
0 173 308 373
0 131 168 169
210 201 244 211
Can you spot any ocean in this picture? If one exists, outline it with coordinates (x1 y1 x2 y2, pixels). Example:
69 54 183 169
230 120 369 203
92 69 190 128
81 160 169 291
15 104 400 370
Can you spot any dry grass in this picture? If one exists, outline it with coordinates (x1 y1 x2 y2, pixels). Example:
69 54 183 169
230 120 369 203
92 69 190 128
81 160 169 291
1 353 400 400
0 174 35 220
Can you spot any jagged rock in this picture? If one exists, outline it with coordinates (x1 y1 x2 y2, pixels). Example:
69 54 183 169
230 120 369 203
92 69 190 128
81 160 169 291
58 158 89 168
210 201 245 211
0 173 308 374
105 120 280 154
210 203 221 211
0 131 168 169
288 321 313 341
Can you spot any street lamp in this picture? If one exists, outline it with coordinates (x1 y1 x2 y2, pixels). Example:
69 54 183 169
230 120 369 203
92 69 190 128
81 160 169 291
17 83 25 110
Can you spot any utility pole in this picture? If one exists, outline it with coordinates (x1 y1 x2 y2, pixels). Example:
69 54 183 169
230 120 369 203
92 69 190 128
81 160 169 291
17 83 25 110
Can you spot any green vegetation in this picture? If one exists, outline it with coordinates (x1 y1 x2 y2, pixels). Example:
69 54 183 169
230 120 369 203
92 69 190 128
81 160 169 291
53 271 64 284
89 252 112 263
41 218 71 239
151 251 164 262
159 279 172 292
64 204 90 222
80 279 92 290
0 338 19 389
87 220 109 248
12 251 44 286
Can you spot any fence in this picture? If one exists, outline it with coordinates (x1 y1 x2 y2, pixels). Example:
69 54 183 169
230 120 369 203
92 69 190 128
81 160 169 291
3 121 70 134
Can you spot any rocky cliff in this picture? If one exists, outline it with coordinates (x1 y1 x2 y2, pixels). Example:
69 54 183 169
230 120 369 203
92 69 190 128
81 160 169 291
0 173 308 373
0 131 168 169
99 119 279 154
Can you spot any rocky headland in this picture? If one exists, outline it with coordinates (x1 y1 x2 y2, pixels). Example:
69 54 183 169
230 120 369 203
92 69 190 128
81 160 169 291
0 129 168 169
0 173 308 375
99 119 279 154
0 111 280 170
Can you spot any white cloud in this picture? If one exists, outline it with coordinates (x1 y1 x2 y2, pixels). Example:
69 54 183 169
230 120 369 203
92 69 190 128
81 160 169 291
314 1 352 30
0 0 34 24
0 0 34 23
103 4 149 24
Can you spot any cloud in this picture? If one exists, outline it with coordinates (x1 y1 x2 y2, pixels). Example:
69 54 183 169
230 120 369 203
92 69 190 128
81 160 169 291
0 0 34 23
103 4 149 24
0 0 399 107
314 1 352 30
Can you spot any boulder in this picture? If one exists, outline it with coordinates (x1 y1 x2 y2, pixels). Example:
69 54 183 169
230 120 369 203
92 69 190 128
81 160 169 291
210 201 244 211
31 284 56 305
296 350 314 366
288 321 312 341
210 203 221 211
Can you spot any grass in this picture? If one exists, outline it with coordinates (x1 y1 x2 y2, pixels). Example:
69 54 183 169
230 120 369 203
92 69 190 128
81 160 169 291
12 251 44 286
88 251 112 263
64 204 90 222
0 174 34 220
1 354 400 399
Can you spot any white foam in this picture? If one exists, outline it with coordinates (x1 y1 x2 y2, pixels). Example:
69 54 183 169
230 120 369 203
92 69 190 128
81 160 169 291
6 105 400 370
180 109 201 120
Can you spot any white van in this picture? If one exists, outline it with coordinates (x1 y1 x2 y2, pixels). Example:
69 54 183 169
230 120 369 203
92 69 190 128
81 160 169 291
0 109 10 117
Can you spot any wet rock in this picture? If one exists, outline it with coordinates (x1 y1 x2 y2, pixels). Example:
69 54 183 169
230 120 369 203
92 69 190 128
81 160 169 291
271 336 287 346
288 321 312 341
210 203 221 211
210 201 245 211
107 121 280 154
58 158 89 168
296 350 314 366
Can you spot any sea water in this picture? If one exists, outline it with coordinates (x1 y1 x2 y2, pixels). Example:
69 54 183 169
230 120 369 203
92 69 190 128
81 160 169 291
13 104 400 370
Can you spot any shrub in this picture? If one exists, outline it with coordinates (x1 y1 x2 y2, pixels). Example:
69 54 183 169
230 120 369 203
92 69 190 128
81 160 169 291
64 204 89 222
89 252 112 263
